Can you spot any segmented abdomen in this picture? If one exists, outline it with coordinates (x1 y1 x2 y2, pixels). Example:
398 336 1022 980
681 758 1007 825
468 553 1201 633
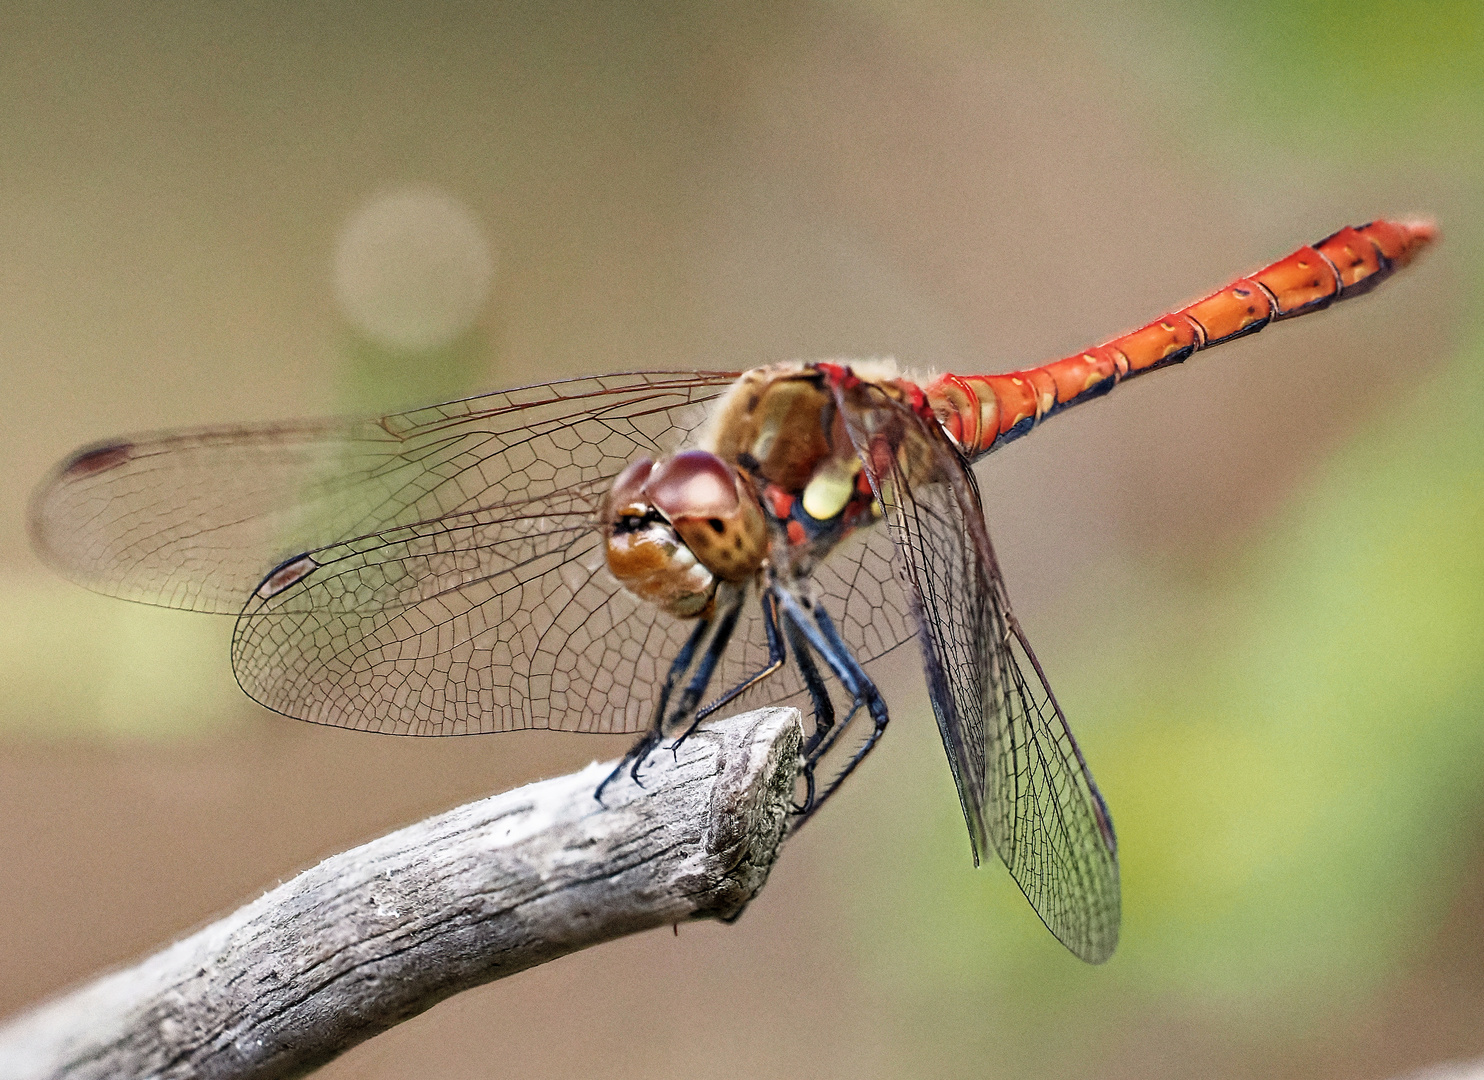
925 218 1437 460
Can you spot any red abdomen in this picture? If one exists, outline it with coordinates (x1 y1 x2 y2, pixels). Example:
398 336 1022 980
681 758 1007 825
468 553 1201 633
926 218 1437 459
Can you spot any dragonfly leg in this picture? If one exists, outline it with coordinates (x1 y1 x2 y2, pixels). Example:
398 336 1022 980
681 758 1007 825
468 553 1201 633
661 587 744 744
592 727 666 805
776 595 867 766
654 612 712 723
773 591 890 822
595 610 712 804
801 608 878 818
801 603 890 823
786 613 836 813
800 695 889 824
789 614 836 757
681 589 786 739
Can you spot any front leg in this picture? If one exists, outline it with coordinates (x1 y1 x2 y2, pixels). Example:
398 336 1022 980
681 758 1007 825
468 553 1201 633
683 590 787 733
594 612 711 804
663 586 747 748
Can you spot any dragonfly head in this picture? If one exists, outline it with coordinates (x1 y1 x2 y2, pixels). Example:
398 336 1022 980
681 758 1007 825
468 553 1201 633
601 450 767 618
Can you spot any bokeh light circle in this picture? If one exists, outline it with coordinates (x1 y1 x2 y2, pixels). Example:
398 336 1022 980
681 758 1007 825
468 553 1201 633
333 186 495 352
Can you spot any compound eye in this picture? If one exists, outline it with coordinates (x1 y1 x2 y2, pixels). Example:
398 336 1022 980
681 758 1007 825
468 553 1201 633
643 450 740 521
644 450 766 583
602 457 656 523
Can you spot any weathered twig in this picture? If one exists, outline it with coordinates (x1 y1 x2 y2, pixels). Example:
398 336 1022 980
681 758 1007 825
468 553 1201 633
0 706 802 1080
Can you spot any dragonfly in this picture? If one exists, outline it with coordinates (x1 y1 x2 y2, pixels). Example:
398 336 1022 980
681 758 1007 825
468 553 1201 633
31 217 1436 964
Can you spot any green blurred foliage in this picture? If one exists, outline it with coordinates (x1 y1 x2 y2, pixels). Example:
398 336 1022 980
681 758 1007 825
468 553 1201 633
1116 0 1484 170
1227 0 1483 138
0 574 241 738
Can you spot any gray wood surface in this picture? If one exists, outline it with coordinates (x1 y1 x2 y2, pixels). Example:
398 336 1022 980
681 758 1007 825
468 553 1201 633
0 706 802 1080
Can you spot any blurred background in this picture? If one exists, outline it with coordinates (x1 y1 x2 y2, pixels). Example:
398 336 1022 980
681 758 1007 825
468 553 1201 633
0 1 1478 1077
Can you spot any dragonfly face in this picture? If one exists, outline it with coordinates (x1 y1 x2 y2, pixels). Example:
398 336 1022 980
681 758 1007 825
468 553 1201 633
600 450 766 618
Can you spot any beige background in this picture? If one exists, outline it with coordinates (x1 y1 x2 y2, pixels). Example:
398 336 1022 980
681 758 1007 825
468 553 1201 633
1 3 1475 1078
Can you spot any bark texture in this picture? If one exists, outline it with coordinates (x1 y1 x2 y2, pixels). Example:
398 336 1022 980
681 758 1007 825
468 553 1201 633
0 706 802 1080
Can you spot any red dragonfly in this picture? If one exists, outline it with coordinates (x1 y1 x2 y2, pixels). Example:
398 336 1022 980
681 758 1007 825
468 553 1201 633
31 218 1435 963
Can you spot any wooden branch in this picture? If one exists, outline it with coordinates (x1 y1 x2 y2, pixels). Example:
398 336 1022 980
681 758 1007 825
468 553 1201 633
0 706 802 1080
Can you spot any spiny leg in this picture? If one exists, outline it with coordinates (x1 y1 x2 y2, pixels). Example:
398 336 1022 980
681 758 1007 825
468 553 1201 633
775 590 890 825
802 602 889 821
787 611 836 812
790 614 835 756
681 589 786 739
595 610 712 804
777 593 866 767
658 589 745 758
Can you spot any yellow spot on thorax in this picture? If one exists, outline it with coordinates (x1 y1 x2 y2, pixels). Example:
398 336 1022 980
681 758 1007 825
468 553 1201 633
802 456 861 520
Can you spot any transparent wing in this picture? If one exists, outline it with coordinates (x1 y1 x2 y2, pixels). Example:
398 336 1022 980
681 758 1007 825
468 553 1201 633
838 382 1121 964
228 482 697 735
33 369 917 737
33 372 737 734
31 371 741 614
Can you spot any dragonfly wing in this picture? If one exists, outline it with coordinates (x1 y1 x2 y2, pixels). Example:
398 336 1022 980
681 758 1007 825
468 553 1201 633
230 489 694 734
837 382 1121 963
32 371 740 735
31 371 739 613
809 523 918 666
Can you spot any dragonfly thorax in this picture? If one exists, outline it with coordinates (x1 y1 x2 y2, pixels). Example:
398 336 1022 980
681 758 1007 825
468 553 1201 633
704 363 884 569
600 450 767 619
705 363 845 491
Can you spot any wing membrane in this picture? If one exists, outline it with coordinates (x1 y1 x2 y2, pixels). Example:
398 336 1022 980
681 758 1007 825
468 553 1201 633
837 381 1121 963
231 498 691 734
33 369 918 737
31 371 740 613
230 482 917 736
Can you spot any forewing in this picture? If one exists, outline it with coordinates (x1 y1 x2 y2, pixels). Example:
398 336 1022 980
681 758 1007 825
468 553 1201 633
33 371 738 735
31 371 739 613
838 383 1121 964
